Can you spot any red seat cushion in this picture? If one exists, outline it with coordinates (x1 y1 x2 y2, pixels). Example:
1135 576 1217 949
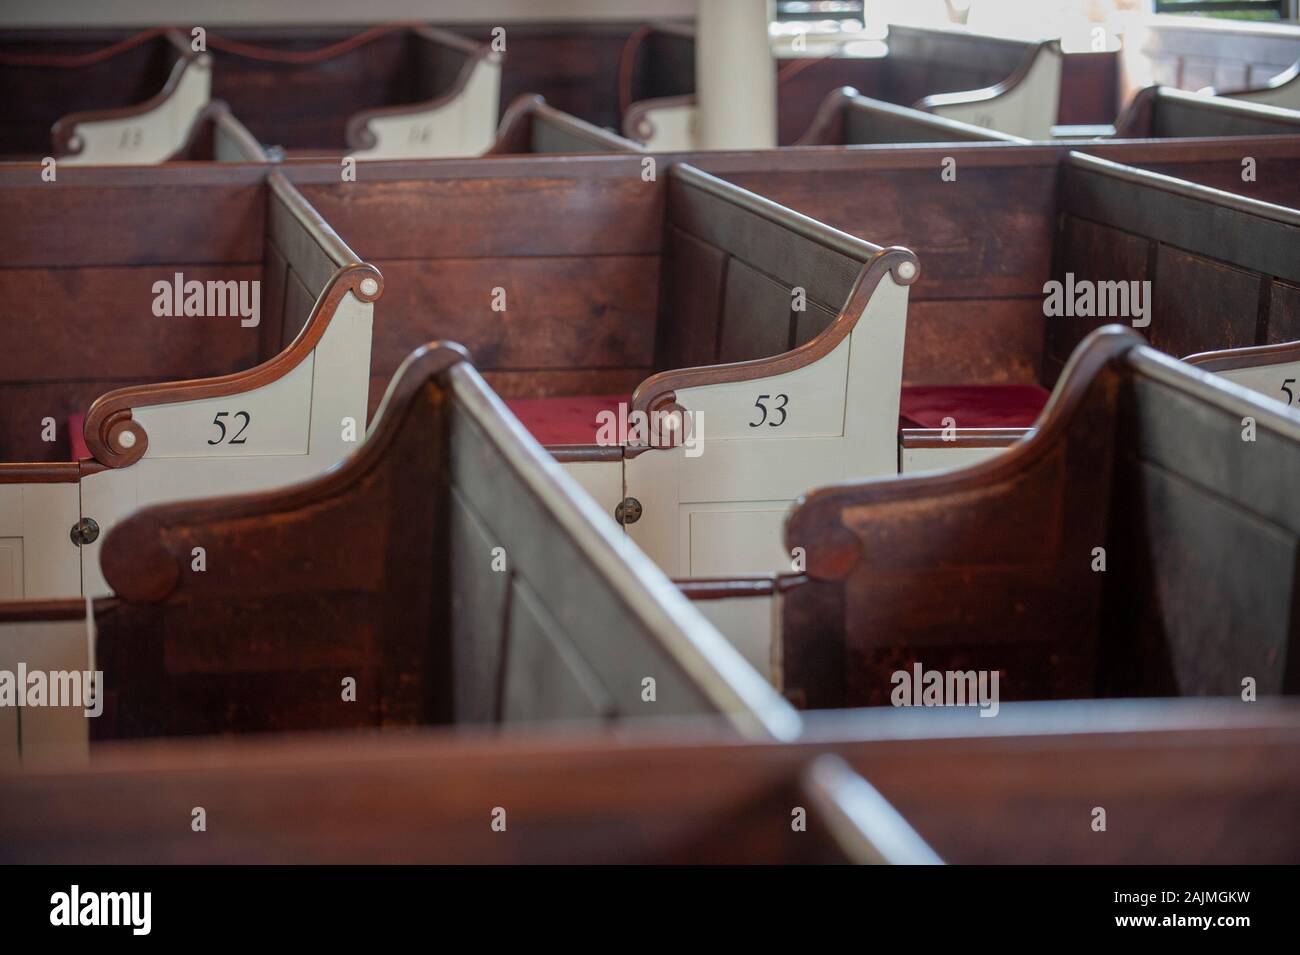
504 394 627 446
898 384 1050 430
67 413 90 462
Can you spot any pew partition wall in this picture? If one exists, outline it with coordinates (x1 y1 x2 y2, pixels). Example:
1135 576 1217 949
0 342 795 765
0 163 379 599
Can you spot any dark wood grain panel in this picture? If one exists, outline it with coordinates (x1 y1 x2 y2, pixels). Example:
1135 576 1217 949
369 255 659 380
297 173 665 260
1268 280 1300 345
722 161 1058 301
655 225 726 370
0 183 265 268
1151 246 1262 357
903 298 1044 386
718 258 794 363
0 265 264 381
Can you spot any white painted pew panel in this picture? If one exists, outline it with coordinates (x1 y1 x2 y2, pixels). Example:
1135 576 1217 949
922 42 1062 140
625 272 909 577
0 614 91 766
561 460 623 524
61 55 211 166
78 285 373 597
1214 359 1300 410
352 54 502 160
627 100 698 151
0 483 81 599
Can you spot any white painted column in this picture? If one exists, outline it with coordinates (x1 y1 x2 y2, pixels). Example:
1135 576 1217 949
696 0 777 150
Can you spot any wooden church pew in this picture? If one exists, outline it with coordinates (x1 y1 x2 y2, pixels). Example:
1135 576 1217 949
1111 85 1300 139
696 143 1300 470
766 327 1300 708
204 23 501 160
1043 153 1300 413
794 87 1029 146
0 730 936 863
0 27 212 164
0 164 379 598
0 341 794 762
283 157 918 587
2 698 1293 863
622 22 1066 147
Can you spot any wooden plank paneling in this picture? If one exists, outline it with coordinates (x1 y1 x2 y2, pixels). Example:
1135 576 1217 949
655 225 726 370
1268 280 1300 345
298 174 666 260
723 162 1058 301
1151 246 1261 357
718 258 793 363
903 298 1044 386
370 255 659 381
0 265 264 381
0 184 265 268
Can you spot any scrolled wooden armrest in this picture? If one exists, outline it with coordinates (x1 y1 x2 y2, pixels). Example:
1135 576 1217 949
793 87 858 146
788 325 1143 582
914 39 1060 114
82 262 383 469
51 30 206 159
628 246 920 447
623 94 696 145
100 341 471 603
344 32 499 152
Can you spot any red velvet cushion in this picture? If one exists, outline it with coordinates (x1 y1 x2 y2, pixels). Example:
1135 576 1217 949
899 384 1050 430
67 413 90 462
504 394 628 446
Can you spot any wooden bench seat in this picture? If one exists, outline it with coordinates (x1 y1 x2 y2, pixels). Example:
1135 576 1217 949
203 23 501 160
0 164 379 598
2 698 1293 864
0 27 214 164
0 342 793 763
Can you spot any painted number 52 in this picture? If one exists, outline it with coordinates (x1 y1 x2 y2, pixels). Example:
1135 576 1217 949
207 411 251 445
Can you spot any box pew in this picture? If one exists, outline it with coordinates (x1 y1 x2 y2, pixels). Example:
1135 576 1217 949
2 699 1294 863
284 158 918 586
695 144 1300 468
1110 85 1300 140
795 87 1028 146
0 27 212 164
622 23 1066 148
0 165 379 598
0 342 794 763
1045 153 1300 415
484 94 643 154
763 327 1300 708
0 730 935 863
204 23 501 160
